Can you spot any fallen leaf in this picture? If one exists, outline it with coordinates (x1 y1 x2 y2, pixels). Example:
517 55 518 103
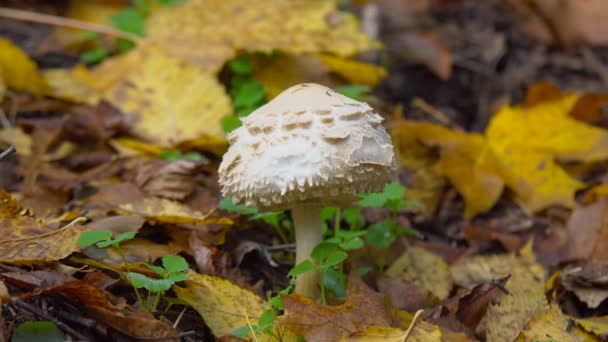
456 276 510 331
574 315 608 339
0 38 46 96
396 93 608 216
317 54 387 86
560 264 608 309
392 310 442 342
0 190 86 263
562 198 608 263
280 275 391 341
146 0 378 73
518 305 578 341
0 128 32 157
389 32 453 80
134 159 202 200
341 326 407 342
451 242 548 341
384 246 452 301
174 271 267 338
87 306 179 341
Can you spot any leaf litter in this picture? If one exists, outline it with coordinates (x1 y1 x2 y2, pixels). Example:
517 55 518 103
3 0 608 341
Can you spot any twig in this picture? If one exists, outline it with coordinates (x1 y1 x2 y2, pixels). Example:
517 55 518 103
411 97 453 127
12 299 90 341
0 7 143 43
581 47 608 89
172 305 187 329
265 243 296 252
403 309 424 341
0 146 15 161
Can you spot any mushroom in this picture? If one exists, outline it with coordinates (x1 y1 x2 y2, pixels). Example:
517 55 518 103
218 83 396 298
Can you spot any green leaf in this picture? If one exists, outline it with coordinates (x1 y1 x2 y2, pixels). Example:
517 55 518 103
366 220 396 249
231 325 252 338
357 193 387 208
228 55 255 75
167 273 188 282
115 231 136 244
78 230 112 248
258 309 275 327
339 237 363 251
128 272 173 292
251 211 283 228
219 198 258 215
323 268 346 297
146 264 166 276
288 260 315 277
12 321 64 342
221 116 243 133
162 255 188 273
268 296 283 310
323 250 348 267
383 182 406 200
80 47 108 64
343 207 364 230
231 79 266 111
395 225 423 239
110 9 145 36
356 266 373 276
311 242 339 261
336 84 370 101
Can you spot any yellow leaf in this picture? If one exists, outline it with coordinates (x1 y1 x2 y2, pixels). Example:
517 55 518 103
392 310 442 342
341 326 407 342
385 246 452 301
0 190 86 263
116 197 232 226
394 93 608 216
517 305 578 341
146 0 378 73
0 127 32 156
573 316 608 340
253 54 330 99
0 68 5 99
174 272 270 339
45 46 232 147
317 54 387 86
0 38 46 95
451 242 548 341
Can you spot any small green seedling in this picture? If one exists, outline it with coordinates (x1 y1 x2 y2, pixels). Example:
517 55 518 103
222 54 268 133
128 255 189 311
220 198 292 243
159 149 208 162
232 284 292 340
78 230 136 249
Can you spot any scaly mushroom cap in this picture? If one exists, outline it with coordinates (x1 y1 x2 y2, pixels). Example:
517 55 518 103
219 83 397 211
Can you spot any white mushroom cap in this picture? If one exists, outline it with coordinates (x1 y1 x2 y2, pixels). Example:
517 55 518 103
219 83 397 211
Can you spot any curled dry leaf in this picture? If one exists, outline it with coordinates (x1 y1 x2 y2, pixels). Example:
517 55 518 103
560 264 608 309
174 271 267 338
280 275 391 341
135 159 202 200
451 242 548 341
0 190 86 263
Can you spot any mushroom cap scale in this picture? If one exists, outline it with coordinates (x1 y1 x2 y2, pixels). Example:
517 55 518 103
219 83 397 211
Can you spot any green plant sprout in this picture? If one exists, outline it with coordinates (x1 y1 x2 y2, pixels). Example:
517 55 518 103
159 149 208 162
77 230 189 311
221 54 268 133
220 198 292 243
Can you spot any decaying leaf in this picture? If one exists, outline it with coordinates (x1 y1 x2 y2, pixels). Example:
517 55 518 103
517 305 578 341
134 159 202 200
562 198 608 263
87 306 179 341
146 0 378 73
384 246 452 301
574 315 608 339
280 275 391 341
174 271 267 338
341 326 407 342
0 38 46 96
0 190 86 263
561 264 608 309
392 310 442 342
395 93 608 216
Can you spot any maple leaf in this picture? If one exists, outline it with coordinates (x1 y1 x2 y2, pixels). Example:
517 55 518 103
279 275 391 341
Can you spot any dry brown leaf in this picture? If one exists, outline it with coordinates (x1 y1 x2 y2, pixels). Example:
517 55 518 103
385 246 452 301
280 275 391 341
134 159 201 200
560 264 608 309
146 0 378 73
174 271 268 338
389 32 453 80
0 190 86 263
562 198 608 263
87 306 179 341
451 242 548 341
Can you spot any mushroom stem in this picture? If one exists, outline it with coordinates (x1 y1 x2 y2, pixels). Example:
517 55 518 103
291 205 323 299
